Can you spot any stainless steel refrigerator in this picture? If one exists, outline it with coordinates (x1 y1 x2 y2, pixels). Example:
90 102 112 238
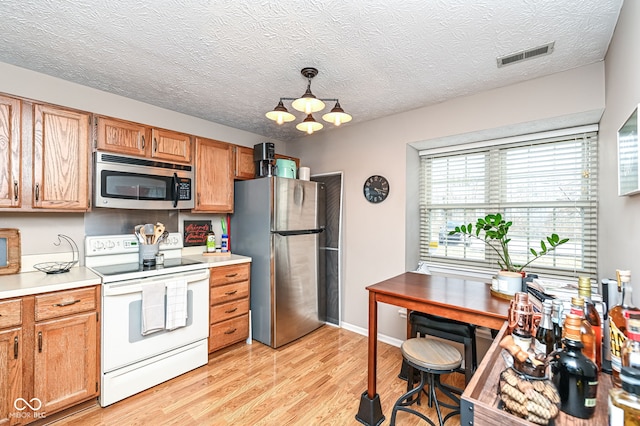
231 177 325 348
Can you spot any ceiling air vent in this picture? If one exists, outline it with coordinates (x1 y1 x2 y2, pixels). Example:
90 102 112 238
497 42 555 68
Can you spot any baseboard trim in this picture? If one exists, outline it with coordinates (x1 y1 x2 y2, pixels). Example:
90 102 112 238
340 321 404 348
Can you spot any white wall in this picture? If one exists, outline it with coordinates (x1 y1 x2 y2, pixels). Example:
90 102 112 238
289 62 606 339
599 0 640 277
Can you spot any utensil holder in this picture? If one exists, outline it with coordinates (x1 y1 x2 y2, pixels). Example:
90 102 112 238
139 243 159 266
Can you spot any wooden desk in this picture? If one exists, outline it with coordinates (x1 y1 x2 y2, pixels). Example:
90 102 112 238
356 272 511 425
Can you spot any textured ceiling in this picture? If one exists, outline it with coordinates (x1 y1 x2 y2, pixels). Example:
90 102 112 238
0 0 623 141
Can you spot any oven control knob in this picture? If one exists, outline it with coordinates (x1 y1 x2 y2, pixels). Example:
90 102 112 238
106 240 115 249
94 241 104 250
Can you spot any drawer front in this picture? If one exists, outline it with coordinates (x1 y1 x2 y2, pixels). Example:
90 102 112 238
0 299 22 328
209 314 249 353
210 298 249 323
209 263 250 286
35 287 97 321
210 281 249 305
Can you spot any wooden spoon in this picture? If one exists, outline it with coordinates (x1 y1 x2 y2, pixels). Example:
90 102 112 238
153 223 165 244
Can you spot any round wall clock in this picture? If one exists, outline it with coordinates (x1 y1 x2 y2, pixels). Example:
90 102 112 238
363 175 389 203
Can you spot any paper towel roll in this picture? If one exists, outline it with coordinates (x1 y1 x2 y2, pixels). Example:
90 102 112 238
299 167 310 181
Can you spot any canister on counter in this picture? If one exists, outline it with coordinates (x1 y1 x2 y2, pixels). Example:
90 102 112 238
206 230 216 253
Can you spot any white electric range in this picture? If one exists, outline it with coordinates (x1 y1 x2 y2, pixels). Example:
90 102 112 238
85 233 210 407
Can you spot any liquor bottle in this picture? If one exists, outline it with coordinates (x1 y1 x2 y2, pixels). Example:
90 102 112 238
610 270 638 387
552 298 564 349
535 300 555 356
609 366 640 426
567 296 597 365
622 313 640 370
578 276 602 369
609 367 640 426
551 314 599 419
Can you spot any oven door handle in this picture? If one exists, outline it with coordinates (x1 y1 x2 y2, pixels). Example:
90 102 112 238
103 269 209 296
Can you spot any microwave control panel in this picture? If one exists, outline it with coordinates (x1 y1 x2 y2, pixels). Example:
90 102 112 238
177 178 191 200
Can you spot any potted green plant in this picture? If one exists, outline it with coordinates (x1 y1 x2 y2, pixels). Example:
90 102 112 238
449 213 569 294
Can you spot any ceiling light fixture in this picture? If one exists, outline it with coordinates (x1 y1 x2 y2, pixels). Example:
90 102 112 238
266 67 352 135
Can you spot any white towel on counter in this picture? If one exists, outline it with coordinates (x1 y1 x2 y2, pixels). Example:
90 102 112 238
141 281 166 335
165 279 188 330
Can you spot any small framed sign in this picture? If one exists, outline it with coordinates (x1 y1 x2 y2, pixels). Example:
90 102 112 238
0 228 20 275
183 220 211 247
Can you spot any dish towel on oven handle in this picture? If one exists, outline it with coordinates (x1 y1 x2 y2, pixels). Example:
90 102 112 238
141 281 166 335
165 279 188 330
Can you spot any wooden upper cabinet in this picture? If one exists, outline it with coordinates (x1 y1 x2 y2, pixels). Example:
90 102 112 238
0 95 21 208
151 128 192 163
32 104 90 211
234 145 255 180
96 116 192 163
193 137 234 212
96 116 149 157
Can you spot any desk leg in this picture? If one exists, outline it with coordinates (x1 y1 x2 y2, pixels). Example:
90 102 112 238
355 292 384 426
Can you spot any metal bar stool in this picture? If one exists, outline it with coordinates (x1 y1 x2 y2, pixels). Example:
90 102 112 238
399 311 478 384
391 338 462 426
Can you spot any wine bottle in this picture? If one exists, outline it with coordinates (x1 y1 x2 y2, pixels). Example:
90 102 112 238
535 300 555 356
552 298 564 349
578 276 602 369
552 314 599 418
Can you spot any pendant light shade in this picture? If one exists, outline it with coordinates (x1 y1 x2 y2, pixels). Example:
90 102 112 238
322 101 352 126
266 100 296 124
291 86 326 114
296 114 324 134
266 67 351 135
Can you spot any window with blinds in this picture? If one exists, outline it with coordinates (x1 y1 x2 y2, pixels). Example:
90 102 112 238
419 127 598 279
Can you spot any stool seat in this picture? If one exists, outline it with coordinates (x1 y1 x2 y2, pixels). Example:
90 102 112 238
402 338 462 371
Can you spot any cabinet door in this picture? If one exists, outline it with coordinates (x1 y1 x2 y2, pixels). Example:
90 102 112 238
234 146 255 180
32 105 90 210
0 328 21 426
193 138 233 212
34 312 98 414
96 116 149 157
0 96 21 208
151 128 192 163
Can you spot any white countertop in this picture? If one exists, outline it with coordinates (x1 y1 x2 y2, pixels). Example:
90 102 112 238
181 248 252 267
0 249 251 300
0 267 102 299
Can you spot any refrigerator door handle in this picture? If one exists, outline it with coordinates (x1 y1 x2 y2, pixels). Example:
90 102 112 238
274 228 324 236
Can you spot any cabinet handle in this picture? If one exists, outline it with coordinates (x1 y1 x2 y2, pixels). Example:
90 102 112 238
53 299 81 307
35 183 40 202
153 137 157 152
38 332 42 353
141 135 145 149
224 328 237 335
225 273 238 278
224 290 238 296
13 180 18 201
224 307 238 314
197 193 200 206
14 336 18 359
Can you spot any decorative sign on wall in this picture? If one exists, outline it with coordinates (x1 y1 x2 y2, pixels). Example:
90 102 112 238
183 220 211 247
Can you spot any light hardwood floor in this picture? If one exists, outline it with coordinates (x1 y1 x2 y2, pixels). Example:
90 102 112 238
51 326 465 425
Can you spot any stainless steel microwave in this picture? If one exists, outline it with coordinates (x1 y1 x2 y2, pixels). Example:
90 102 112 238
94 151 195 209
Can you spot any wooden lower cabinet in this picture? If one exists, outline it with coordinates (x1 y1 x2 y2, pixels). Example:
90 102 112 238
0 328 21 426
209 263 251 353
0 286 100 425
34 312 98 414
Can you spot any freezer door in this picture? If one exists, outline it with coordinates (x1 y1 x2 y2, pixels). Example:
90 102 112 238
272 177 321 232
272 232 323 347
